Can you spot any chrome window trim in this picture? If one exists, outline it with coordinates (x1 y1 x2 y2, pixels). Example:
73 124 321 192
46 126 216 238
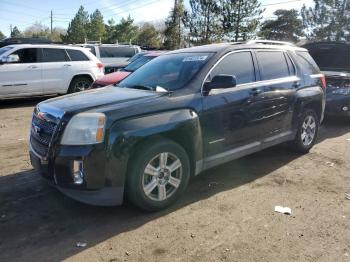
201 49 299 96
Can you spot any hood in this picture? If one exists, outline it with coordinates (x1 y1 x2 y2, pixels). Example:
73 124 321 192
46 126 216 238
39 86 161 114
95 71 130 85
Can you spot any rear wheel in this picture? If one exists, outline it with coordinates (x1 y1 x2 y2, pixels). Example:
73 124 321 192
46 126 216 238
68 76 92 93
126 139 190 211
291 109 319 153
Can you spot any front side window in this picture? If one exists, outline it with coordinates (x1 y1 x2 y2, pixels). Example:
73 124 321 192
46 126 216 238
10 48 38 63
256 51 290 80
119 52 213 91
42 48 67 62
209 51 256 85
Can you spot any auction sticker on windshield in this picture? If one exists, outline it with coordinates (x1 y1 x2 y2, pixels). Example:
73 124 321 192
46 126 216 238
183 55 208 62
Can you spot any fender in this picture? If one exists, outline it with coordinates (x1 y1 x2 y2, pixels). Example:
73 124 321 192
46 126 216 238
104 109 203 188
293 85 325 128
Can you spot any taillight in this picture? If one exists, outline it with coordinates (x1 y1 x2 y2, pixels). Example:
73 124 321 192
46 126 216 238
97 63 103 69
320 74 326 90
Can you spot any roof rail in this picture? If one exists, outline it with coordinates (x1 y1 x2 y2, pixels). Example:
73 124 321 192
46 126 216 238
246 40 295 46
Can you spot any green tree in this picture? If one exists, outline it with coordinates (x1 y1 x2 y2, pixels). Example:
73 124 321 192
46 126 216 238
114 16 139 44
259 9 304 42
137 23 161 48
184 0 222 45
301 0 350 41
63 5 90 43
104 18 116 43
164 0 185 49
221 0 263 41
87 9 105 41
0 31 6 40
11 26 23 38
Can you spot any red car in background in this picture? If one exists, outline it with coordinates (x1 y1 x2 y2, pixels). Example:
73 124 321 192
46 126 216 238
91 52 164 88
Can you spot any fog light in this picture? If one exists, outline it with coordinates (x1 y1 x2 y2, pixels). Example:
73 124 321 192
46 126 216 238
342 106 349 111
73 160 84 185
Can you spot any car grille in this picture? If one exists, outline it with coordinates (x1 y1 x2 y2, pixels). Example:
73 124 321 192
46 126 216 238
30 113 58 158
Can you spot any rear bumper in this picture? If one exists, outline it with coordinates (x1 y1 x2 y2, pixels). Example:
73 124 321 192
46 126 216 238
325 95 350 116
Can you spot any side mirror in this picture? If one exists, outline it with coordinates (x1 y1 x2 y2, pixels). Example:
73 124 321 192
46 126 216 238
203 75 237 93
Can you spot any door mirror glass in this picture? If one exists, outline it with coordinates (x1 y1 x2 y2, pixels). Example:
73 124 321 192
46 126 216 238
1 54 20 64
204 75 237 92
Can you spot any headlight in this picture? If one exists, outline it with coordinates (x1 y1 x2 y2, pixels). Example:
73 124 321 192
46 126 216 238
332 88 350 95
61 113 106 145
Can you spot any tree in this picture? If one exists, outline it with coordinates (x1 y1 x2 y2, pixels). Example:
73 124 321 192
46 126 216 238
24 22 50 38
137 23 161 48
184 0 222 45
0 31 5 40
62 5 89 43
164 0 185 49
87 9 105 41
221 0 263 41
259 9 304 42
104 18 116 43
11 26 23 38
114 16 139 44
301 0 350 41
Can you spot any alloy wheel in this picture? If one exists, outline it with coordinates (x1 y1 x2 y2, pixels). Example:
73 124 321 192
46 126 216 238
301 115 316 146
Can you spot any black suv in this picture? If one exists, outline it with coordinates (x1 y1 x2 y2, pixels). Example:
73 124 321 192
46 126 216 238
303 42 350 117
29 41 325 210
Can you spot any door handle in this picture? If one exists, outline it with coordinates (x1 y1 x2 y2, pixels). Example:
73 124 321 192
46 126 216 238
63 64 72 67
27 65 38 69
249 88 262 96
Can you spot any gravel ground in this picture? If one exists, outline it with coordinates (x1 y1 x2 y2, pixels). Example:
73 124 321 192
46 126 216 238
0 98 349 262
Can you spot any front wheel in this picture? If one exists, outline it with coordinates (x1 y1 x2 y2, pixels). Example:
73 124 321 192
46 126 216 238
291 109 319 153
126 139 190 211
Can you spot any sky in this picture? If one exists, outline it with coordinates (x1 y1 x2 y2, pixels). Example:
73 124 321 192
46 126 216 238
0 0 314 37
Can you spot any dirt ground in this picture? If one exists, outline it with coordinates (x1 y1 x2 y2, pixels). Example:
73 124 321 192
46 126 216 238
0 98 349 262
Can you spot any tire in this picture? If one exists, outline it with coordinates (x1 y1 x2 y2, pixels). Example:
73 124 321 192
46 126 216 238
126 139 190 211
291 109 319 153
68 76 93 93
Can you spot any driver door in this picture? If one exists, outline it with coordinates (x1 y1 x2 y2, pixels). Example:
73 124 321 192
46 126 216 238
0 48 42 97
201 51 267 159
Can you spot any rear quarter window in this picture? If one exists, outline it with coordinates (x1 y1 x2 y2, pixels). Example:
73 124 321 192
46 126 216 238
295 51 320 75
66 49 90 61
256 51 290 80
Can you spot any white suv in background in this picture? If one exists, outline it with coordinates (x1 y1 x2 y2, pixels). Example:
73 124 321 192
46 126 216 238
82 44 142 73
0 44 104 99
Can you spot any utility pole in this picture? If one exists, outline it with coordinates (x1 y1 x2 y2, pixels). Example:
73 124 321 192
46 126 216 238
50 10 53 34
10 24 12 37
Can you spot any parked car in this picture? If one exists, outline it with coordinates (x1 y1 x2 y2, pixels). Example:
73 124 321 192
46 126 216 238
0 37 52 48
91 52 164 88
0 44 104 99
303 42 350 117
103 52 148 74
29 41 325 210
82 44 141 74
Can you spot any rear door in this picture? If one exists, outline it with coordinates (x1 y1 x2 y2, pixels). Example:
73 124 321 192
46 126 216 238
201 50 268 159
254 50 298 137
41 48 71 94
0 47 42 97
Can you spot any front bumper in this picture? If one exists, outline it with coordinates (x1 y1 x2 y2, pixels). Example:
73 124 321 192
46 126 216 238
325 94 350 116
29 145 126 206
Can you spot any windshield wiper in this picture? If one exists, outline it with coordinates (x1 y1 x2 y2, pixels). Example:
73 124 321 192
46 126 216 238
125 85 155 91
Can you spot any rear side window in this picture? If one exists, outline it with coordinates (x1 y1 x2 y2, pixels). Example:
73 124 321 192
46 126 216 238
210 51 256 85
256 51 290 80
66 49 90 61
296 51 320 75
99 46 136 58
42 48 67 62
11 48 38 63
85 45 96 56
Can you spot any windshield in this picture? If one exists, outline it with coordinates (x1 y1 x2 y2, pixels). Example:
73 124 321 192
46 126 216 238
0 46 13 57
123 55 155 72
118 52 213 91
128 52 145 63
307 44 350 72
